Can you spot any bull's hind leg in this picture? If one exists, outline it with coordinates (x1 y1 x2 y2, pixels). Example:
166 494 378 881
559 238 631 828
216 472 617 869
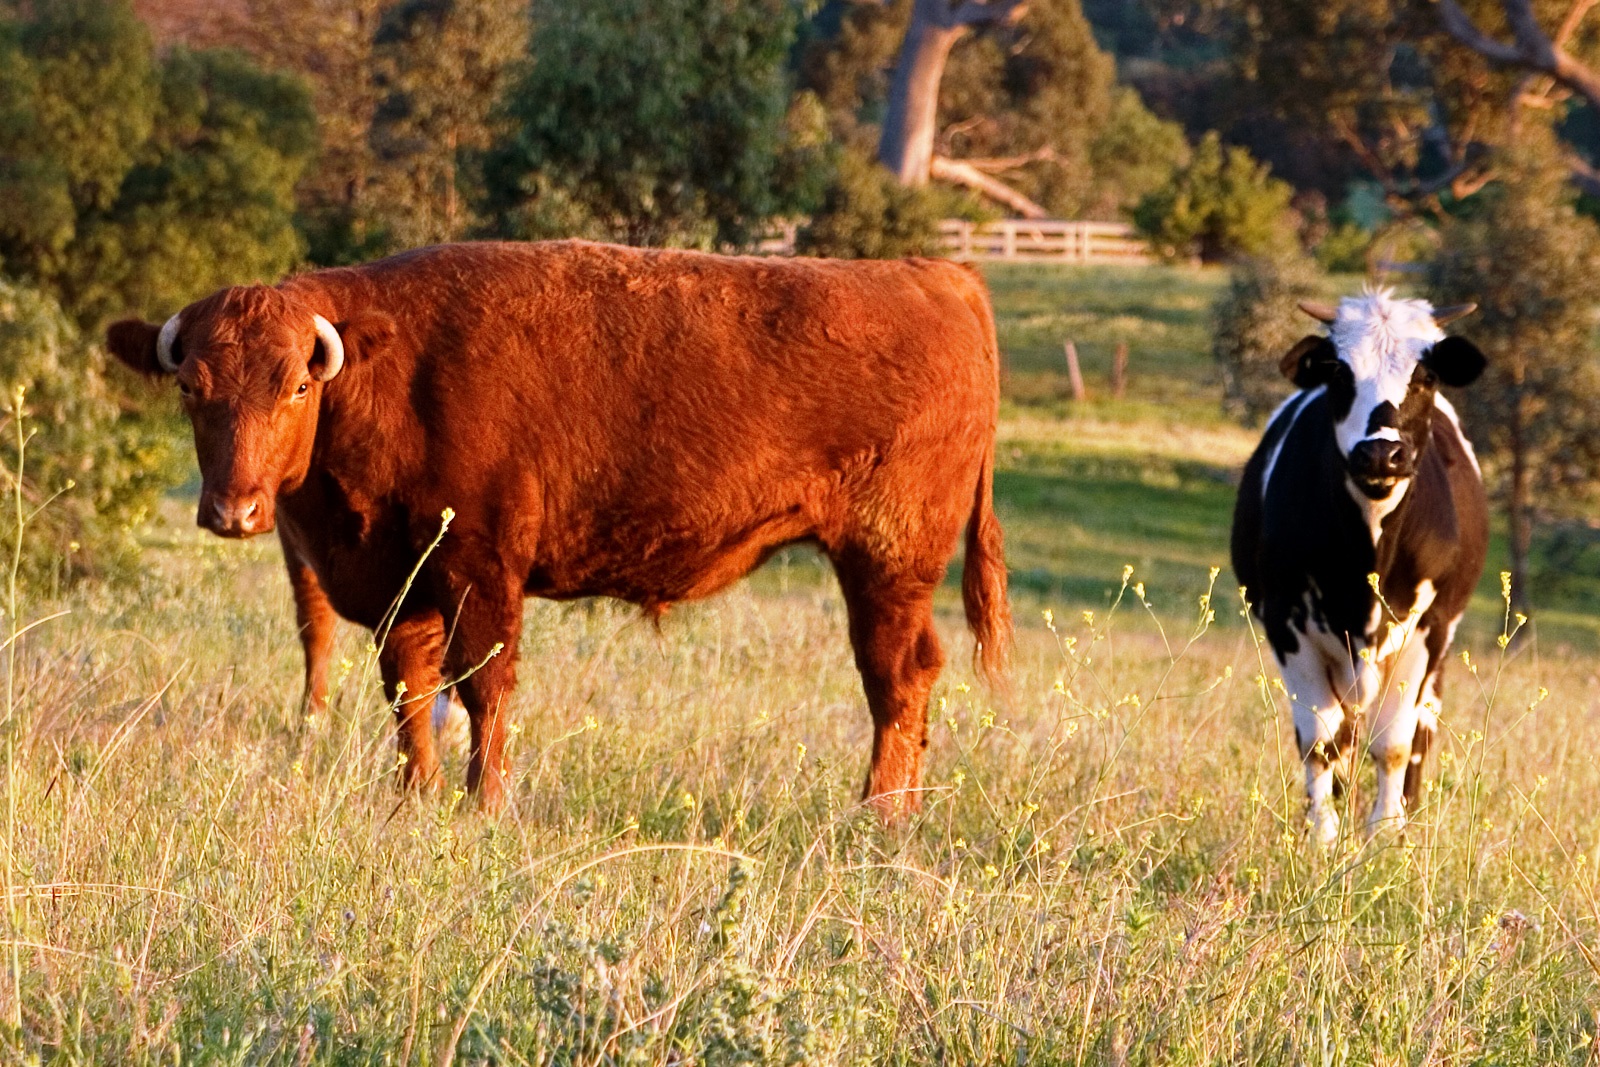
833 560 945 821
379 611 447 792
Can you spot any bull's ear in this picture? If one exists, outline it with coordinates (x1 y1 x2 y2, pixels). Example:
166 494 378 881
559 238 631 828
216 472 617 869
1279 335 1339 387
1424 336 1487 387
331 309 397 367
105 319 167 377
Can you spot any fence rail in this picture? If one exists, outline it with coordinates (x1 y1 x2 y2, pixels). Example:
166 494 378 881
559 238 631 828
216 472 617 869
938 219 1152 263
754 219 1152 262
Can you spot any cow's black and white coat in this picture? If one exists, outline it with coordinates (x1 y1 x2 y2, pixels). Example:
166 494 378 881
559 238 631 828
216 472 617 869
1231 290 1488 845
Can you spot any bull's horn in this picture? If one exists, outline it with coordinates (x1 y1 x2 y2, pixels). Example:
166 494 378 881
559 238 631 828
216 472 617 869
311 314 344 381
156 313 184 374
1433 303 1477 326
1297 300 1339 324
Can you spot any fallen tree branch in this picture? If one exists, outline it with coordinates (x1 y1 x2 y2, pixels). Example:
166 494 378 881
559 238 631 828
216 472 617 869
929 155 1049 217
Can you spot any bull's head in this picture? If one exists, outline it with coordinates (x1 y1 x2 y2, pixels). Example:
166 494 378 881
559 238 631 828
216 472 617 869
106 285 391 538
1280 291 1486 501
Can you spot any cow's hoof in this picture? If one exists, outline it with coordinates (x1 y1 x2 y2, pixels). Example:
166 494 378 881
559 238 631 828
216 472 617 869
432 691 470 754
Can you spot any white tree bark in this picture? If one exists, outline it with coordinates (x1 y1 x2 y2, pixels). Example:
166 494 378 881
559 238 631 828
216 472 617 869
878 0 1028 186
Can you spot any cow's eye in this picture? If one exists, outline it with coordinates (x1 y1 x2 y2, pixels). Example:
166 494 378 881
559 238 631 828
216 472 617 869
294 382 310 398
177 381 193 398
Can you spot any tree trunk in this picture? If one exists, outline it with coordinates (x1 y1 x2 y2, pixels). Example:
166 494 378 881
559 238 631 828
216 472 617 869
880 3 966 186
1508 383 1532 616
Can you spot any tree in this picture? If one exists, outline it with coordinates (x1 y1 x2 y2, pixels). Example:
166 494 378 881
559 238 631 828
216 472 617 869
481 0 823 248
805 0 1186 217
369 0 529 248
0 0 316 327
1430 128 1600 612
0 279 175 586
1211 248 1323 425
1132 132 1295 262
877 0 1027 187
795 147 946 257
187 0 394 264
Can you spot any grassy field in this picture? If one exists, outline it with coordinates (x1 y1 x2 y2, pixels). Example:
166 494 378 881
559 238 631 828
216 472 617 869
5 264 1600 1063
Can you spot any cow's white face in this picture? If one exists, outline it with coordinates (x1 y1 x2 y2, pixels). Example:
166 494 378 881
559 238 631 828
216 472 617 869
1280 290 1485 504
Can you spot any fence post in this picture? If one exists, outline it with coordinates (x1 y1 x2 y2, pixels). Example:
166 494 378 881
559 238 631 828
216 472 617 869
1111 340 1128 399
1002 222 1016 259
1063 340 1087 402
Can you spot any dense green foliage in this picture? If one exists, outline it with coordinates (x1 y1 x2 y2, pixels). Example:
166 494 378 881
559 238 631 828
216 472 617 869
795 148 945 258
0 0 316 328
1133 132 1296 263
1210 250 1323 425
481 0 824 248
1432 130 1600 607
0 280 172 585
370 0 528 248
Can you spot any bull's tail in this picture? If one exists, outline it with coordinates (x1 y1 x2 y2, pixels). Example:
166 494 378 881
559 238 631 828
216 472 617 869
962 444 1012 684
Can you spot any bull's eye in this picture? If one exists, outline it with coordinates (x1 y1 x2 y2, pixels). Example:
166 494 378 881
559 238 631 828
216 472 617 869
176 381 193 398
294 382 310 399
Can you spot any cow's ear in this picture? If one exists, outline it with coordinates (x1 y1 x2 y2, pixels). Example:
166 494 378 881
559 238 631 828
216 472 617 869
1423 336 1486 387
331 309 397 367
105 318 166 377
1279 335 1339 387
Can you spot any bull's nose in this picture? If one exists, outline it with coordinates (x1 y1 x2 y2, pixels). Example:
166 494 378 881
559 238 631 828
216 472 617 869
199 493 271 537
1349 438 1412 481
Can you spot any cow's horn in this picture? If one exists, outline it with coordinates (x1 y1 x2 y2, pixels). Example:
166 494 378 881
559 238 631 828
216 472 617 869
1433 303 1477 326
1297 300 1338 324
156 313 184 374
311 314 344 381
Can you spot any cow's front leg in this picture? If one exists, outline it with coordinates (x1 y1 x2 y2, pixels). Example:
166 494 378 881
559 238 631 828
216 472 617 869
1280 640 1355 848
1366 631 1432 837
437 572 524 814
378 610 447 792
284 538 337 713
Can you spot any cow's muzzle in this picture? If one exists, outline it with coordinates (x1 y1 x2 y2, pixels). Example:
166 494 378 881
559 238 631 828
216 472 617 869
1347 438 1413 497
199 491 274 538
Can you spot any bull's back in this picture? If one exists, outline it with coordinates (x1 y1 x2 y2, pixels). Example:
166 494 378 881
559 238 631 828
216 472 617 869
331 242 1001 601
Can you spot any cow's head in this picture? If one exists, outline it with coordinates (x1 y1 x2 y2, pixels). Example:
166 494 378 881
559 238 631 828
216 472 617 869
106 284 393 538
1279 290 1485 500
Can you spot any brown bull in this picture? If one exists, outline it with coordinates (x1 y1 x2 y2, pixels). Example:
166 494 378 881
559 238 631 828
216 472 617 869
107 240 1011 815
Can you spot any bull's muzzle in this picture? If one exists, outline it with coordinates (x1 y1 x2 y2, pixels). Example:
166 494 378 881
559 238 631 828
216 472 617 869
200 491 273 538
1347 438 1413 495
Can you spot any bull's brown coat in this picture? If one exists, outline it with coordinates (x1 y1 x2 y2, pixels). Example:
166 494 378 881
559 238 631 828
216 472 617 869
108 240 1011 814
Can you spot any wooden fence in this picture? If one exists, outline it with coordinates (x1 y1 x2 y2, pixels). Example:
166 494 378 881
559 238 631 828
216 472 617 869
756 218 1154 263
938 219 1152 263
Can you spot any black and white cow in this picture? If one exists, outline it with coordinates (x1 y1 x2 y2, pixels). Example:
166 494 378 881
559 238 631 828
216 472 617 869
1231 290 1489 845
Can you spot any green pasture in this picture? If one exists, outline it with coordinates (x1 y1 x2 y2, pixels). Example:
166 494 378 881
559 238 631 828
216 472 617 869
5 262 1600 1062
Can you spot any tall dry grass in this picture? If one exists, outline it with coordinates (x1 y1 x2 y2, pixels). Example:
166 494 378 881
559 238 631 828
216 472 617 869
0 409 1594 1063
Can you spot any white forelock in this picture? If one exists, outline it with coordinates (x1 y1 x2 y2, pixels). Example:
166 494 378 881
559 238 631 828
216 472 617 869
1328 287 1446 378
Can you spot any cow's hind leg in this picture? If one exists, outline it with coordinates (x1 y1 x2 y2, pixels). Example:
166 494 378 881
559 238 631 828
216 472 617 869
833 560 944 821
379 611 447 792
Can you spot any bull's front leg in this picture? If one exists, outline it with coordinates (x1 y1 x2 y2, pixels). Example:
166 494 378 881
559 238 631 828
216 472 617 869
1279 640 1356 848
284 541 337 713
1366 630 1432 837
378 610 447 792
